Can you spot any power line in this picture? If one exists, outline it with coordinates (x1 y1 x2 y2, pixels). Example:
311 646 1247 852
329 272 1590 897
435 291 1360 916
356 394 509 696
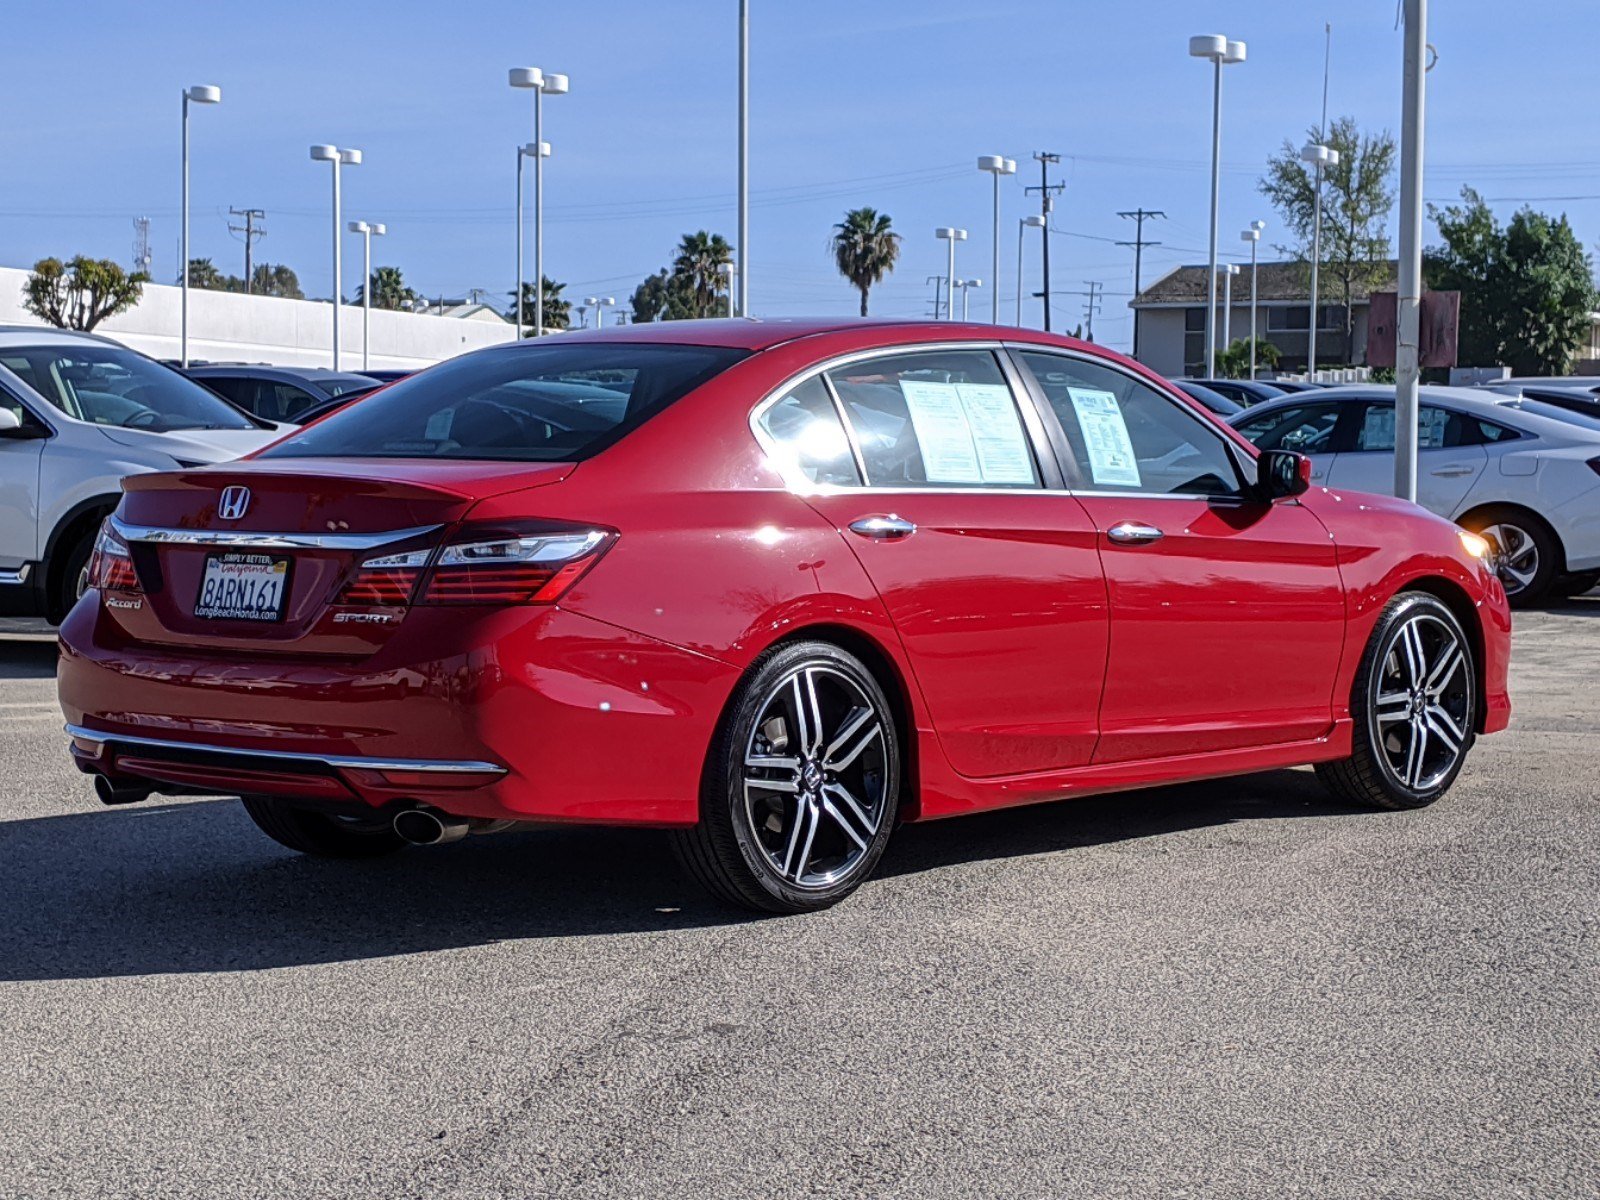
1116 208 1164 360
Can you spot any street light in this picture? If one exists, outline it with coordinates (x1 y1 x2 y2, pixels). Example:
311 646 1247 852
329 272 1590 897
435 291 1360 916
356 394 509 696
509 67 569 337
513 140 550 339
978 155 1016 323
310 144 361 370
1240 221 1265 377
1300 141 1340 377
180 84 221 367
955 278 983 322
1016 214 1045 326
935 227 967 320
585 296 616 328
1189 33 1247 378
1216 263 1240 356
347 220 386 372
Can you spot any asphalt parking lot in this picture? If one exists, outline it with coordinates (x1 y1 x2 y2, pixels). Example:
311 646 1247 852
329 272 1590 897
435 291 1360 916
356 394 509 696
1 606 1595 1200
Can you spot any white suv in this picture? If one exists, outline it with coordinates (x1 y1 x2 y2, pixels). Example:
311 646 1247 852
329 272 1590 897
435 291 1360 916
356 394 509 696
0 327 285 621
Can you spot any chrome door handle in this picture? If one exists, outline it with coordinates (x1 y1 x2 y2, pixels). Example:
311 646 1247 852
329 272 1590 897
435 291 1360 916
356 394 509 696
1106 521 1164 545
848 514 916 540
1430 465 1475 477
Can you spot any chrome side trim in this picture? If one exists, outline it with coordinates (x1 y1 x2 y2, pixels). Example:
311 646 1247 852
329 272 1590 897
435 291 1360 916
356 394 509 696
64 723 505 776
0 564 32 586
111 517 441 551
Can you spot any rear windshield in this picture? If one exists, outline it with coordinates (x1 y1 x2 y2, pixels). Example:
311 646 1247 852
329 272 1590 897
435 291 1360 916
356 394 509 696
262 342 747 462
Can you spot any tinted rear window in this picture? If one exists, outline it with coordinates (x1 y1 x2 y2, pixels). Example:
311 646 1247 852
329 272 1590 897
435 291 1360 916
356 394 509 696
262 342 747 462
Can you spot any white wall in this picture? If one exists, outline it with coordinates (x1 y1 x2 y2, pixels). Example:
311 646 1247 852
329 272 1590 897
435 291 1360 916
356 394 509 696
0 266 516 370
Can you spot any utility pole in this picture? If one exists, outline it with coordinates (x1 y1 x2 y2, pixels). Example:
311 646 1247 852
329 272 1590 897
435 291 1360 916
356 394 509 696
925 274 948 320
1025 152 1064 331
1081 280 1102 342
1394 0 1426 503
228 207 266 292
1116 208 1164 360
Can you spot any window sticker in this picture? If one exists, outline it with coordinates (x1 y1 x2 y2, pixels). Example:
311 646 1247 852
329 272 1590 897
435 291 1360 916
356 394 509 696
1362 405 1395 449
898 380 983 483
954 383 1035 484
1067 387 1141 487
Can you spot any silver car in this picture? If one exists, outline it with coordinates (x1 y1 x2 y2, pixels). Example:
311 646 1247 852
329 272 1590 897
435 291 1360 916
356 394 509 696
0 327 285 621
1230 385 1600 605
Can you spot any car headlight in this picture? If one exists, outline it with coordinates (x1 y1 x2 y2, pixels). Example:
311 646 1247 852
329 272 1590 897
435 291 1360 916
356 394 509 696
1458 529 1492 560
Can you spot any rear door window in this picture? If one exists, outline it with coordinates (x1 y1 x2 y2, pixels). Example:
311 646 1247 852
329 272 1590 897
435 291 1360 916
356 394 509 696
824 350 1040 488
1233 402 1343 453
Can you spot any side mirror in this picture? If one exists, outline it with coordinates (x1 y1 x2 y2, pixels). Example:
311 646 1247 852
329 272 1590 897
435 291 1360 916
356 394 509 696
1257 449 1312 499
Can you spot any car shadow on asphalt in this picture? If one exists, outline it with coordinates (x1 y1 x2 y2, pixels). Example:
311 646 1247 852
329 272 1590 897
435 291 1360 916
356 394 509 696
0 633 57 680
0 767 1364 982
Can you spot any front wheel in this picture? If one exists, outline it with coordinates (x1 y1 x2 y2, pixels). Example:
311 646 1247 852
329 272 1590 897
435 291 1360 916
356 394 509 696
1462 508 1558 607
1316 592 1477 810
672 641 900 914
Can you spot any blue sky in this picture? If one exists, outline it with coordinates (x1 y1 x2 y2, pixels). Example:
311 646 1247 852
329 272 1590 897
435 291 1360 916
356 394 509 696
1 0 1594 352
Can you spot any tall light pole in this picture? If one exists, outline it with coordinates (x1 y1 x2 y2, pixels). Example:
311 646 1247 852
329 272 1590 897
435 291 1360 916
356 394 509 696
736 0 750 317
1240 221 1264 377
935 228 966 320
977 156 1016 323
1300 141 1339 378
1016 214 1045 326
346 220 385 372
955 279 983 322
1218 263 1239 356
717 262 735 317
586 296 616 328
1395 0 1427 502
310 145 361 370
1189 34 1247 379
180 85 221 367
513 140 548 339
509 67 569 337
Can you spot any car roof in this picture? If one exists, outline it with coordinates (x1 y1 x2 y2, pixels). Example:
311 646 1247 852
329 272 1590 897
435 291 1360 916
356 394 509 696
0 325 123 349
1239 383 1600 442
542 317 1108 354
184 364 373 382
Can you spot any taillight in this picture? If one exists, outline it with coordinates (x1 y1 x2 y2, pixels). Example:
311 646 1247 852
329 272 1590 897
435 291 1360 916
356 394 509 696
421 529 612 605
86 523 140 592
336 548 430 606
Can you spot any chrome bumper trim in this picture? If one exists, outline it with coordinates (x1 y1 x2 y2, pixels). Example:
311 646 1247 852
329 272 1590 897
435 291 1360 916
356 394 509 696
0 564 33 586
110 517 440 551
64 723 505 776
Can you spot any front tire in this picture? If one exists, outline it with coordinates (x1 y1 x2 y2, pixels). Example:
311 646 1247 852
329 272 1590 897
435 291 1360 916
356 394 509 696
672 641 900 914
1316 592 1477 810
240 796 407 858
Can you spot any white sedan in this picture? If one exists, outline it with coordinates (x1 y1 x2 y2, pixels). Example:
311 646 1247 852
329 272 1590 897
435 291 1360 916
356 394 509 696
1230 385 1600 605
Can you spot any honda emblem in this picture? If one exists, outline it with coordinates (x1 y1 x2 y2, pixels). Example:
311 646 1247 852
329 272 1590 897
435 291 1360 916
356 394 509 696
217 486 251 521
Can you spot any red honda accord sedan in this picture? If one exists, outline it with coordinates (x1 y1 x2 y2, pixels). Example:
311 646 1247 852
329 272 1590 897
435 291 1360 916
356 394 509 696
58 319 1511 912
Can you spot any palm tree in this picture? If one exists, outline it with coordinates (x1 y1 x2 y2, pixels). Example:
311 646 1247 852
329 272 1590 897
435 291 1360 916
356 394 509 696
183 257 225 290
511 276 572 334
359 265 419 311
830 207 901 316
671 231 733 318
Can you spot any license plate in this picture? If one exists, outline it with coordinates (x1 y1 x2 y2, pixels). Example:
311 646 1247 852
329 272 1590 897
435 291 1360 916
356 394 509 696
194 552 292 622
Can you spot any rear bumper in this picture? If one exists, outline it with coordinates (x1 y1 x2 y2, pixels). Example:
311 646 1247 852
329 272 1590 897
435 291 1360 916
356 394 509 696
58 598 740 826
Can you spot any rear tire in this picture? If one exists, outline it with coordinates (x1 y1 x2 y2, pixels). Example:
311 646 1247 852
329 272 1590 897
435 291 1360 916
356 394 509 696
671 641 900 914
240 796 407 858
1316 591 1477 811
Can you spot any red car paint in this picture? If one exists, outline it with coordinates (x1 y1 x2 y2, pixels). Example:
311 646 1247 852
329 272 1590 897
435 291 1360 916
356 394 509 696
58 319 1511 828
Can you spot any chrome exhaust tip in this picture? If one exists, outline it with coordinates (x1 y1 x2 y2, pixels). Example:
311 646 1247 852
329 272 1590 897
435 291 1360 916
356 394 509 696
392 806 470 846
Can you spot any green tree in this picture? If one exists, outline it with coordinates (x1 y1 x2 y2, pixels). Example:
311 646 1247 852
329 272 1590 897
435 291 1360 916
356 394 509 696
1428 187 1596 374
1260 116 1397 359
184 257 227 290
356 265 420 311
511 276 572 334
629 269 673 323
670 231 733 319
251 263 303 299
830 206 901 316
1216 337 1281 380
24 256 148 331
